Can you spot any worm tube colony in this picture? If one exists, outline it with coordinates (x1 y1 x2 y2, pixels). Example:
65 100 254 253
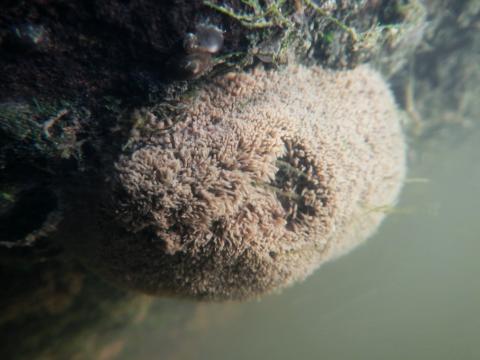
69 65 406 301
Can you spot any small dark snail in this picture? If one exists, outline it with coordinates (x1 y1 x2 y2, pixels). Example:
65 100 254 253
177 52 213 79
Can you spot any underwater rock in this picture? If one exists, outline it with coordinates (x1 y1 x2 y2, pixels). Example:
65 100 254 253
68 64 406 301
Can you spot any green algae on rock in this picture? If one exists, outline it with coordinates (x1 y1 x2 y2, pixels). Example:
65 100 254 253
68 64 406 301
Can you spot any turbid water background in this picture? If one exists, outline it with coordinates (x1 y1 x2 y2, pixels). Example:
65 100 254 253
110 127 480 360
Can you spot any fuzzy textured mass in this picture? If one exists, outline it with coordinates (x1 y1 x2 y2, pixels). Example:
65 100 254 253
74 64 406 301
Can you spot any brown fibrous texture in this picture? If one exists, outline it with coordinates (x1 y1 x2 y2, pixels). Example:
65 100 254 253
84 64 405 300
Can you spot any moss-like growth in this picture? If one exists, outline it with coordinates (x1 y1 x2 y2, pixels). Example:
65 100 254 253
204 0 426 72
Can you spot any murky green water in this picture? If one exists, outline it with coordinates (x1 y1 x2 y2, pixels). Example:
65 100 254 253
109 129 480 360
